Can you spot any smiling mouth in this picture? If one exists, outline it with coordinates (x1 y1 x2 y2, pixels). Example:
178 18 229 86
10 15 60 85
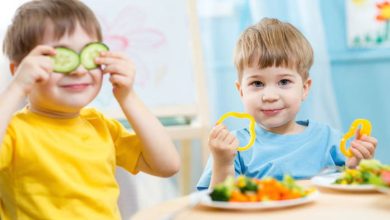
60 83 90 90
261 108 283 116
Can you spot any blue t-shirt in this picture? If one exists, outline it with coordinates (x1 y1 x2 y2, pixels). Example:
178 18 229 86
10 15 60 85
197 120 346 190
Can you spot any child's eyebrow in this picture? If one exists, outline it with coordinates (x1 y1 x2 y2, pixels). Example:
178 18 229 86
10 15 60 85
246 75 262 80
279 73 295 77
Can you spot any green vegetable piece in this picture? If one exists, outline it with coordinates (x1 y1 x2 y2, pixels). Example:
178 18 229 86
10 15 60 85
80 42 109 70
282 175 296 189
209 185 231 201
282 175 306 195
209 176 235 201
223 176 235 189
238 177 258 193
358 159 382 173
53 47 80 74
368 173 385 186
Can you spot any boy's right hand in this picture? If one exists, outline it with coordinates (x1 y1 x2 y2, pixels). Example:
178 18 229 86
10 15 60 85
209 124 239 166
9 45 55 96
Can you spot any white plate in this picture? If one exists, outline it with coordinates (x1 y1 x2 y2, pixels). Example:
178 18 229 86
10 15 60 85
198 190 319 210
376 186 390 195
311 173 376 191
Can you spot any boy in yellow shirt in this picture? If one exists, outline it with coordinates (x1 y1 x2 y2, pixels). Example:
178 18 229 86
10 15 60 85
0 0 180 219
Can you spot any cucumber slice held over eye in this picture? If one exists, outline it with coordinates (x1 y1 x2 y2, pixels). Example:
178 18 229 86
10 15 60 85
52 47 80 74
80 42 109 70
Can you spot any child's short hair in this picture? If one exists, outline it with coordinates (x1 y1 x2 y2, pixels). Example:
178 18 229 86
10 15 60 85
234 18 313 81
3 0 102 64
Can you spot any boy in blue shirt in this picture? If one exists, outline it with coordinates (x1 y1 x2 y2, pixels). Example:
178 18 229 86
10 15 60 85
197 18 377 190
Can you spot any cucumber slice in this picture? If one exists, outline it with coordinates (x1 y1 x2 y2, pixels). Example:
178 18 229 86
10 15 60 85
53 47 80 73
80 42 109 70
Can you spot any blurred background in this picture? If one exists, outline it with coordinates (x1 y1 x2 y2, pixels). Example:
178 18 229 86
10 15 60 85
1 0 390 219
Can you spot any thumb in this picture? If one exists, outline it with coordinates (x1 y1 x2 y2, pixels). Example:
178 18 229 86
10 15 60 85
355 127 362 140
347 156 359 168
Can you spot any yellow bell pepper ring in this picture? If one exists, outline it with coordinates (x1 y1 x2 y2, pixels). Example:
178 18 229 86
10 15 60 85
340 119 372 158
216 112 256 151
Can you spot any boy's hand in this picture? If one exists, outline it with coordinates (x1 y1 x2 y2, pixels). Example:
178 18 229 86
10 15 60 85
209 124 239 166
346 130 378 168
10 45 55 96
96 51 136 102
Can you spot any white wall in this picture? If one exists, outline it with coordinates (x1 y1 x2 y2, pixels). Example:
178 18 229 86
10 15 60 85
1 1 29 90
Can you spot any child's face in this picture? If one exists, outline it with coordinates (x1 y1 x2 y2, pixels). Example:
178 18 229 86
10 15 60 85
28 23 103 114
236 66 311 134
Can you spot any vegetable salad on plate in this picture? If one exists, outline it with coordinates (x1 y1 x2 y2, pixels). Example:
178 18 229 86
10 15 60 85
210 175 315 202
334 159 390 187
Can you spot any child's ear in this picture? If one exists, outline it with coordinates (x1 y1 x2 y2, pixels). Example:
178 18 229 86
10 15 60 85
235 80 243 97
9 63 16 75
302 77 312 101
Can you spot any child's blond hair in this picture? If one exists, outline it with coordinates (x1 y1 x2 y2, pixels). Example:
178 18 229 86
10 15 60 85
234 18 313 81
3 0 102 64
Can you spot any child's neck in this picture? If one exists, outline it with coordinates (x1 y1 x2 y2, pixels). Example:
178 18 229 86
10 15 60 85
265 121 305 135
28 105 80 119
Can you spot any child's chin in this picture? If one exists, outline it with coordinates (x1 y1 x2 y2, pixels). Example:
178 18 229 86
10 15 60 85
59 100 92 111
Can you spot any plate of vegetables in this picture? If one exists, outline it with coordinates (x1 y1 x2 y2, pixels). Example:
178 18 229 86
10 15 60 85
311 159 390 192
199 175 318 210
376 167 390 195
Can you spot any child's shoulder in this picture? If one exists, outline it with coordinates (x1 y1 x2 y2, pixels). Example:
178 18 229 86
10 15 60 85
79 108 120 125
80 107 105 119
300 119 342 136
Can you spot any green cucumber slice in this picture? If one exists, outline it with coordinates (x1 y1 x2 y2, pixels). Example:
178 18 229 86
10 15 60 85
52 47 80 73
80 42 109 70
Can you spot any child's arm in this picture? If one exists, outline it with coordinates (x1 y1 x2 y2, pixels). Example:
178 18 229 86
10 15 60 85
346 134 378 168
208 124 238 188
96 52 180 177
0 46 55 150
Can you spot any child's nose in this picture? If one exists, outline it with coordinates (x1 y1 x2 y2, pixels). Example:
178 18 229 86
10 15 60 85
69 65 88 76
261 88 279 102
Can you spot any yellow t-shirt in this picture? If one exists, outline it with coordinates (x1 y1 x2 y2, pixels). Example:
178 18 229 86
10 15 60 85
0 108 142 220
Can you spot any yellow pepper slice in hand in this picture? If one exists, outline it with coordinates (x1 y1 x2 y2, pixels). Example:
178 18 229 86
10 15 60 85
340 119 372 158
216 112 256 151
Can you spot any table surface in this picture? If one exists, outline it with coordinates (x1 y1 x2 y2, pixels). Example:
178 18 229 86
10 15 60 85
132 181 390 220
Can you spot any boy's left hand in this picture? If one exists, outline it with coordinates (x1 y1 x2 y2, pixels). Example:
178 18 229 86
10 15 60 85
346 131 378 168
95 51 136 102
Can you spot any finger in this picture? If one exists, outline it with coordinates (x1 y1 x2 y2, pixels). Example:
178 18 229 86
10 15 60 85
95 56 123 66
100 51 128 59
356 139 375 156
102 64 131 76
109 74 126 86
350 147 364 160
231 138 239 148
29 45 56 56
28 57 52 82
359 135 378 148
104 67 132 78
347 157 359 168
209 126 219 139
35 72 50 83
358 140 375 155
350 141 371 159
225 134 236 145
109 75 135 89
39 56 55 73
210 124 225 139
217 129 230 141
